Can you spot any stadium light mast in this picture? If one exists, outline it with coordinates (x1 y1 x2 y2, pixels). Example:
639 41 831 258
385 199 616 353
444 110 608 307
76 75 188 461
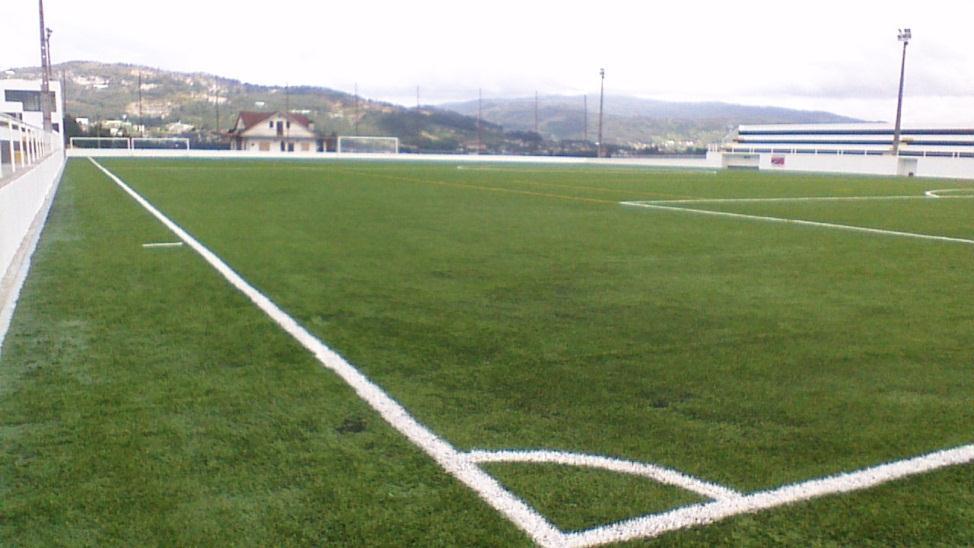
892 28 911 155
597 68 605 158
38 0 53 132
583 94 588 142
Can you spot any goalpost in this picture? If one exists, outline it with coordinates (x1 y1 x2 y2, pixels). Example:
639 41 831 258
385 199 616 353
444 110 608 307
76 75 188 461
337 136 399 154
131 137 191 150
69 137 132 149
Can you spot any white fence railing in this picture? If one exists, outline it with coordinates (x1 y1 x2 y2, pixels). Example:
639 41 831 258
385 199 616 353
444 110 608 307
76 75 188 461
0 115 65 353
69 137 191 150
0 113 61 180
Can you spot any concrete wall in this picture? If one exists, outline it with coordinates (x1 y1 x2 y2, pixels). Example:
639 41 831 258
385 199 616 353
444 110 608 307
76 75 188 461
0 152 65 351
760 153 899 177
756 152 974 180
916 156 974 179
67 148 725 169
0 153 64 281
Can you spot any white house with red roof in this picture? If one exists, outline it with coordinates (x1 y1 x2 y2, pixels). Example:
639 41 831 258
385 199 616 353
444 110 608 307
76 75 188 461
228 111 317 152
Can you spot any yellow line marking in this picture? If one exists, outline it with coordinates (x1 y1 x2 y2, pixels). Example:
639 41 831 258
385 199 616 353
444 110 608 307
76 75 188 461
329 166 619 205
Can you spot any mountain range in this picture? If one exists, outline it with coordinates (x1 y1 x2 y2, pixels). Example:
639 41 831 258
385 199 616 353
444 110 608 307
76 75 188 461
4 61 860 152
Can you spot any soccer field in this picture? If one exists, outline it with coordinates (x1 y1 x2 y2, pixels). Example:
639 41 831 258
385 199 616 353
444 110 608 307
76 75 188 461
2 157 973 545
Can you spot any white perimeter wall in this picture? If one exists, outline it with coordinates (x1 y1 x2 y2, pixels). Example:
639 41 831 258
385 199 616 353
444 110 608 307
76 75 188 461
67 148 724 169
757 153 974 180
0 153 65 296
760 154 899 177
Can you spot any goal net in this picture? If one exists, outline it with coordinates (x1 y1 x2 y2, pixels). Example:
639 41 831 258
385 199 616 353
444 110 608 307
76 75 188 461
69 137 131 149
132 137 191 150
337 136 399 154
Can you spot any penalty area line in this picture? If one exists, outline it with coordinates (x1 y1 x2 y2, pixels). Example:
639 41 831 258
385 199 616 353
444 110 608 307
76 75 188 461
87 158 566 548
621 201 974 246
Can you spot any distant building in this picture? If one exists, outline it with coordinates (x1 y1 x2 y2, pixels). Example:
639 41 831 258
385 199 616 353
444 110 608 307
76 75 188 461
0 79 64 133
228 111 317 152
716 123 974 178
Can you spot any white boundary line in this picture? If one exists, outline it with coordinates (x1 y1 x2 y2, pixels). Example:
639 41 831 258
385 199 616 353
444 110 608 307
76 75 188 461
639 194 972 205
87 158 566 547
925 188 974 198
465 450 741 501
88 158 974 546
142 242 184 248
566 444 974 547
621 201 974 246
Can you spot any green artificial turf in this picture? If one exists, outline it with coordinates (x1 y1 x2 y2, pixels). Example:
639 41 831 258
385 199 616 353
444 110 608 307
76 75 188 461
3 157 973 544
0 161 529 546
482 463 705 532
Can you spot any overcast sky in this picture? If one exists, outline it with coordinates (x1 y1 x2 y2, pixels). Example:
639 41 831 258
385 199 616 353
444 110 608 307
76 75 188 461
3 0 974 124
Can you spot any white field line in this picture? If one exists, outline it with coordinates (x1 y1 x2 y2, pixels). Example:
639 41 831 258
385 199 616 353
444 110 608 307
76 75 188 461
465 450 741 501
638 194 955 205
925 188 974 198
621 201 974 246
566 443 974 547
142 242 184 248
87 158 566 548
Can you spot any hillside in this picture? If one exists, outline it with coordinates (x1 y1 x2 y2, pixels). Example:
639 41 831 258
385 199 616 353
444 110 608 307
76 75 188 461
440 95 862 148
6 61 504 152
5 61 860 152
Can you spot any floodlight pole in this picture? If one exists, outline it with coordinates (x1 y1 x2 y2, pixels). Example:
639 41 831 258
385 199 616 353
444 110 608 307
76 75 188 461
892 28 911 155
354 83 360 136
138 70 144 137
38 0 52 132
534 91 539 134
597 68 605 158
583 94 588 142
477 88 483 155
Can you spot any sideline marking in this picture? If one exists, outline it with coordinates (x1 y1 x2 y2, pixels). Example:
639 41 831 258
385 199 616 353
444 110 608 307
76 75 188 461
466 450 741 501
926 188 974 198
622 201 974 246
89 158 974 546
566 444 974 547
641 194 944 205
142 242 183 248
88 158 565 547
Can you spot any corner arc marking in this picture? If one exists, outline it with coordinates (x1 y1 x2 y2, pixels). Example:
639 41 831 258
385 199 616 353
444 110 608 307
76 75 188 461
465 449 741 501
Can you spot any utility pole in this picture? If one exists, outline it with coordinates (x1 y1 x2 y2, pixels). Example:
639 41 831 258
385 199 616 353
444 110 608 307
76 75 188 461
38 0 52 131
597 68 606 158
534 91 539 134
892 28 911 155
583 95 588 142
215 91 220 136
354 83 360 136
416 86 420 109
285 84 290 150
477 88 483 155
138 70 144 137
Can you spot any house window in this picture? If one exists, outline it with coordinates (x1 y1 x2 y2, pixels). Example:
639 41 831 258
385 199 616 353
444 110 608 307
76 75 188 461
269 120 274 128
286 121 291 129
